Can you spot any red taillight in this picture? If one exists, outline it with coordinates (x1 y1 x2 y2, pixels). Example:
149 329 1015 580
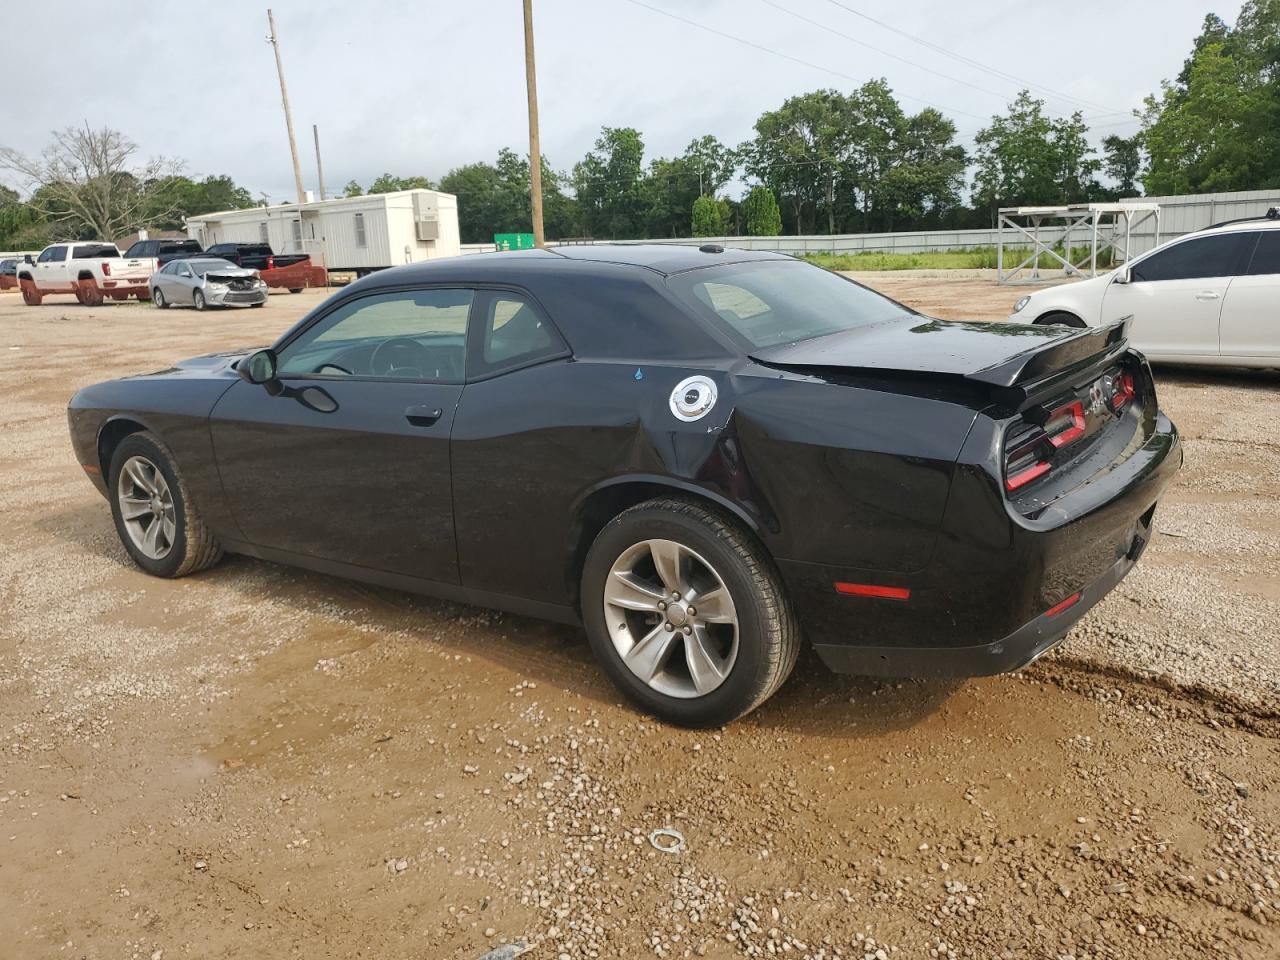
1006 460 1051 491
1112 371 1136 410
1044 592 1082 618
1046 400 1086 449
101 262 111 276
834 582 911 601
266 255 274 270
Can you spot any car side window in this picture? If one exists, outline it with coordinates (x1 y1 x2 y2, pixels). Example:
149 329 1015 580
1246 232 1280 276
1130 233 1252 282
278 288 473 381
177 263 193 277
41 246 67 263
470 289 566 376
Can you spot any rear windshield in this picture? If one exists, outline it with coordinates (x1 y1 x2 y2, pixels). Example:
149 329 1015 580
159 240 202 253
74 244 119 259
666 259 915 350
232 245 272 256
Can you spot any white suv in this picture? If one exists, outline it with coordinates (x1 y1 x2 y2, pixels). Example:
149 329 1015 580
1010 211 1280 367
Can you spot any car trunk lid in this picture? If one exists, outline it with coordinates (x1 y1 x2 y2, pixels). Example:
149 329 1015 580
749 316 1129 392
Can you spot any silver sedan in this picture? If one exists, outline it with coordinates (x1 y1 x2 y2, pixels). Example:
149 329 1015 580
150 258 268 310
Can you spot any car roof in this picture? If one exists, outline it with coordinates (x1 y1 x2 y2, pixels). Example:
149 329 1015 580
358 244 792 289
1198 214 1280 236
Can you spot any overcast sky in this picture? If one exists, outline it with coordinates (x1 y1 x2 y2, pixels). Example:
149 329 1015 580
1 0 1242 202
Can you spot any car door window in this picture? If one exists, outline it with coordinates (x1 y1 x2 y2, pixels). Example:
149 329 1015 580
1246 232 1280 275
278 288 473 381
1130 233 1253 282
41 246 67 263
470 289 567 376
177 263 193 277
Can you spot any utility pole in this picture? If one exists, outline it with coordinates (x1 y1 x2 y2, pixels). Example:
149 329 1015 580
267 8 306 204
522 0 545 247
313 124 327 201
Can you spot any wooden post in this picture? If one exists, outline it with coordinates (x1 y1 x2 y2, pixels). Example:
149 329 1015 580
523 0 545 248
313 124 327 201
267 8 306 204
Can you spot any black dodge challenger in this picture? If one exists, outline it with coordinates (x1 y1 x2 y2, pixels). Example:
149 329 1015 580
69 245 1181 726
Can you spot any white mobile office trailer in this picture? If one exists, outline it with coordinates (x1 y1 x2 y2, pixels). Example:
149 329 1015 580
184 189 461 275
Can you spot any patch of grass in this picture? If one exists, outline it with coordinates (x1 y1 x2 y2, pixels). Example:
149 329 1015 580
801 245 1114 272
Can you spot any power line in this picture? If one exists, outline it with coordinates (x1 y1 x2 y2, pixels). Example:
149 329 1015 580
758 0 1025 107
621 0 989 122
821 0 1120 117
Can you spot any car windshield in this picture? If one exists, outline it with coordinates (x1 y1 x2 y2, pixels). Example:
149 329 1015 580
666 259 917 349
187 259 239 277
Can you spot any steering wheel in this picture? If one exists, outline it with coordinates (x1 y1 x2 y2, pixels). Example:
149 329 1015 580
370 337 430 378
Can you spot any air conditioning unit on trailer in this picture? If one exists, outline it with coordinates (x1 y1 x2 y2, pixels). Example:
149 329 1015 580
415 218 439 241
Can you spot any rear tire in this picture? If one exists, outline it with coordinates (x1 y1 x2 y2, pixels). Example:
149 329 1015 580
79 278 103 307
581 498 800 727
153 288 168 309
107 431 223 578
193 289 206 311
1034 310 1086 328
288 287 303 294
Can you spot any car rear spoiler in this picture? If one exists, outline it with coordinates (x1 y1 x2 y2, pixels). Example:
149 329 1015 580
965 318 1131 389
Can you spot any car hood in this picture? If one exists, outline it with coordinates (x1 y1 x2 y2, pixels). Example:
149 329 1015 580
130 348 262 380
750 316 1128 389
203 268 259 281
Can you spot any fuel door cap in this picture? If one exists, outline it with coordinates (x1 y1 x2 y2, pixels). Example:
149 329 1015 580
670 375 718 422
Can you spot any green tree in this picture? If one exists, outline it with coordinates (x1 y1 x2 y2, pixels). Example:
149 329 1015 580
1140 2 1280 194
1101 135 1142 198
641 156 700 238
367 172 434 194
971 91 1100 215
681 135 738 196
573 127 646 238
342 179 364 198
742 89 850 234
439 149 577 243
742 185 782 235
144 174 254 230
691 194 725 236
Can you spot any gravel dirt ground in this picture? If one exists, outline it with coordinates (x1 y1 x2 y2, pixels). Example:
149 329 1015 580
1 277 1277 960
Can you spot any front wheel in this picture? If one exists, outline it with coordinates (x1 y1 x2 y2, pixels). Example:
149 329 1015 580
108 432 223 578
193 289 206 311
581 498 800 727
153 288 168 309
20 281 41 306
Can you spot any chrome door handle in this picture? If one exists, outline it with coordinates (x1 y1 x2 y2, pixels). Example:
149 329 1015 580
1195 291 1220 300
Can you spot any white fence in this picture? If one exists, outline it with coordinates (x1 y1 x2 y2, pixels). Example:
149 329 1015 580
459 189 1279 259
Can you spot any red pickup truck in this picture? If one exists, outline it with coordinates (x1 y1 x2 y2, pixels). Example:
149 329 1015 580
202 243 327 292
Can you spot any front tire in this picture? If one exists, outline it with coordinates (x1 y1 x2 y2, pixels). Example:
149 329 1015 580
581 498 800 727
107 432 223 578
20 280 41 306
193 289 206 311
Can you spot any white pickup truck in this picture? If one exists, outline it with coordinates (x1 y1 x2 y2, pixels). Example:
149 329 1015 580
16 242 152 306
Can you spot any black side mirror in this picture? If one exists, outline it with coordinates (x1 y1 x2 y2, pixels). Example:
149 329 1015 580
239 349 280 392
23 255 34 265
